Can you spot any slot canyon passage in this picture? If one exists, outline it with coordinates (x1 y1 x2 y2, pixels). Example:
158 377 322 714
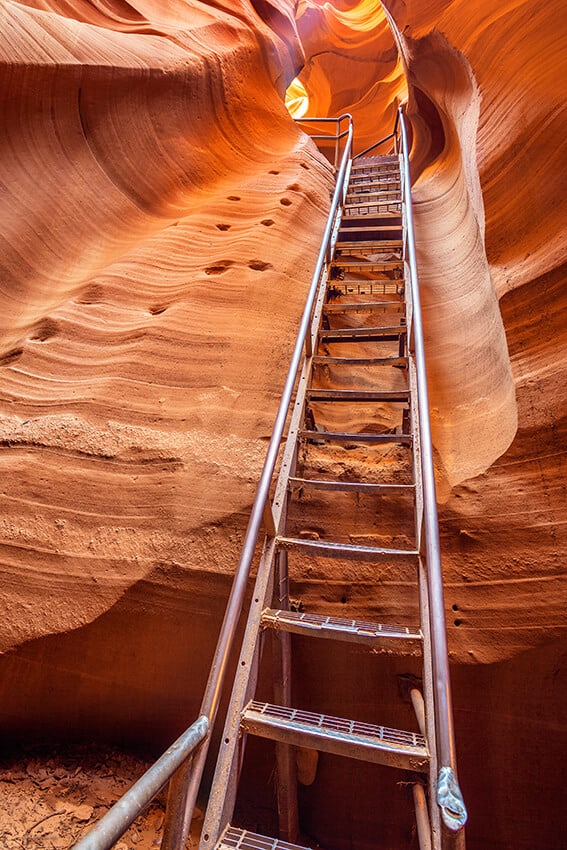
0 0 565 848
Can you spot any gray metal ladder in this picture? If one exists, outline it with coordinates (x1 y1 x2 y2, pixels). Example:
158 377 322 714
197 138 467 850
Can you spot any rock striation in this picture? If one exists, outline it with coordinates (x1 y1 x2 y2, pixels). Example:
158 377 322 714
0 2 565 849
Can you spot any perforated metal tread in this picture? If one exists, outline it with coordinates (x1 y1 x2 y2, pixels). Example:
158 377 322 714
298 429 411 445
261 608 422 648
218 827 312 850
276 535 418 560
319 326 405 342
327 281 404 296
241 701 429 770
323 301 403 314
312 354 407 366
307 388 409 402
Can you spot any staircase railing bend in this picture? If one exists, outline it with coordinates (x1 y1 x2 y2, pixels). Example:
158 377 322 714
71 113 354 850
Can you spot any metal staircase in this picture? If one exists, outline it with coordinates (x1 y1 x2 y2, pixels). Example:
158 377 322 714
72 111 466 850
193 116 467 850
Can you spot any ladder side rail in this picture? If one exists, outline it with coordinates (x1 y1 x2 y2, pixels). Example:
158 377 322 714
71 115 353 850
398 107 467 833
160 116 354 850
199 250 333 846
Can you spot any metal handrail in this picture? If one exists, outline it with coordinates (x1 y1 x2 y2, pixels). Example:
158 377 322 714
72 719 209 850
398 106 467 832
72 107 466 847
160 112 353 849
72 114 354 850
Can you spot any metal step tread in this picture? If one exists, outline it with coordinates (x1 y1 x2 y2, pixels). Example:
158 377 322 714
287 478 414 494
262 608 422 645
241 702 428 769
307 388 409 402
218 826 310 850
320 326 406 341
338 225 402 234
332 261 403 270
298 429 411 445
336 239 403 248
348 181 401 191
313 355 408 365
329 282 404 295
276 535 418 559
323 301 404 314
352 154 400 165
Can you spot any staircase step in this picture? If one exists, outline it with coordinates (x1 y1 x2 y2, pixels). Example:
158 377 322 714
345 202 402 215
319 326 406 342
276 535 418 560
287 478 414 495
218 826 310 850
348 181 400 192
341 214 402 226
333 257 403 267
336 239 402 250
313 354 407 366
241 702 428 770
307 389 409 402
352 154 400 165
262 608 422 647
298 429 411 445
323 301 403 314
329 281 404 296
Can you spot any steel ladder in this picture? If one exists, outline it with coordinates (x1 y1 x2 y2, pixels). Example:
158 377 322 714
196 137 467 850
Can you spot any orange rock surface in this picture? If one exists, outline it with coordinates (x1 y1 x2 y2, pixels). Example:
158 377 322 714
0 1 565 848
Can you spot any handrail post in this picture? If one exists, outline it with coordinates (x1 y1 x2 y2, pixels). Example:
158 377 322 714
398 107 467 833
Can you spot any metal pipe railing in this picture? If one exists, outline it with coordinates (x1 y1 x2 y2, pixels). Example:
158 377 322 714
160 112 353 850
71 717 209 850
72 108 467 847
398 107 467 832
71 113 352 850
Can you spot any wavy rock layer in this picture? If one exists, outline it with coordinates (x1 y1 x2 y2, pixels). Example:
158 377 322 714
0 0 334 654
0 3 565 849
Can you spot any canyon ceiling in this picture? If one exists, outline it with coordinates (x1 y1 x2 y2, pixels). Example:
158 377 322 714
0 1 565 849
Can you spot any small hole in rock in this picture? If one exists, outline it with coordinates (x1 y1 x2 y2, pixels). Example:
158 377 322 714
216 223 231 231
0 348 24 367
300 163 310 170
227 196 240 201
286 183 300 191
452 603 459 612
30 318 58 342
261 219 275 227
341 596 347 604
248 260 273 272
205 261 233 275
280 198 292 206
269 170 279 175
454 619 462 627
149 304 167 315
77 283 104 304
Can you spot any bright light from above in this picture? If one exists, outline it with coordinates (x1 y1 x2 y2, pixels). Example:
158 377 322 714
285 77 309 118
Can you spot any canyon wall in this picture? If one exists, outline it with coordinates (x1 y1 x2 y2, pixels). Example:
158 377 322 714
0 1 565 849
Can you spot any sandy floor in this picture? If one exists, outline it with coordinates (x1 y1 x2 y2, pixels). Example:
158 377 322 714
0 743 203 850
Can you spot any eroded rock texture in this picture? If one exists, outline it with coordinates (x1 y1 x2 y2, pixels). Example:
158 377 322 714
0 0 334 653
0 1 565 849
